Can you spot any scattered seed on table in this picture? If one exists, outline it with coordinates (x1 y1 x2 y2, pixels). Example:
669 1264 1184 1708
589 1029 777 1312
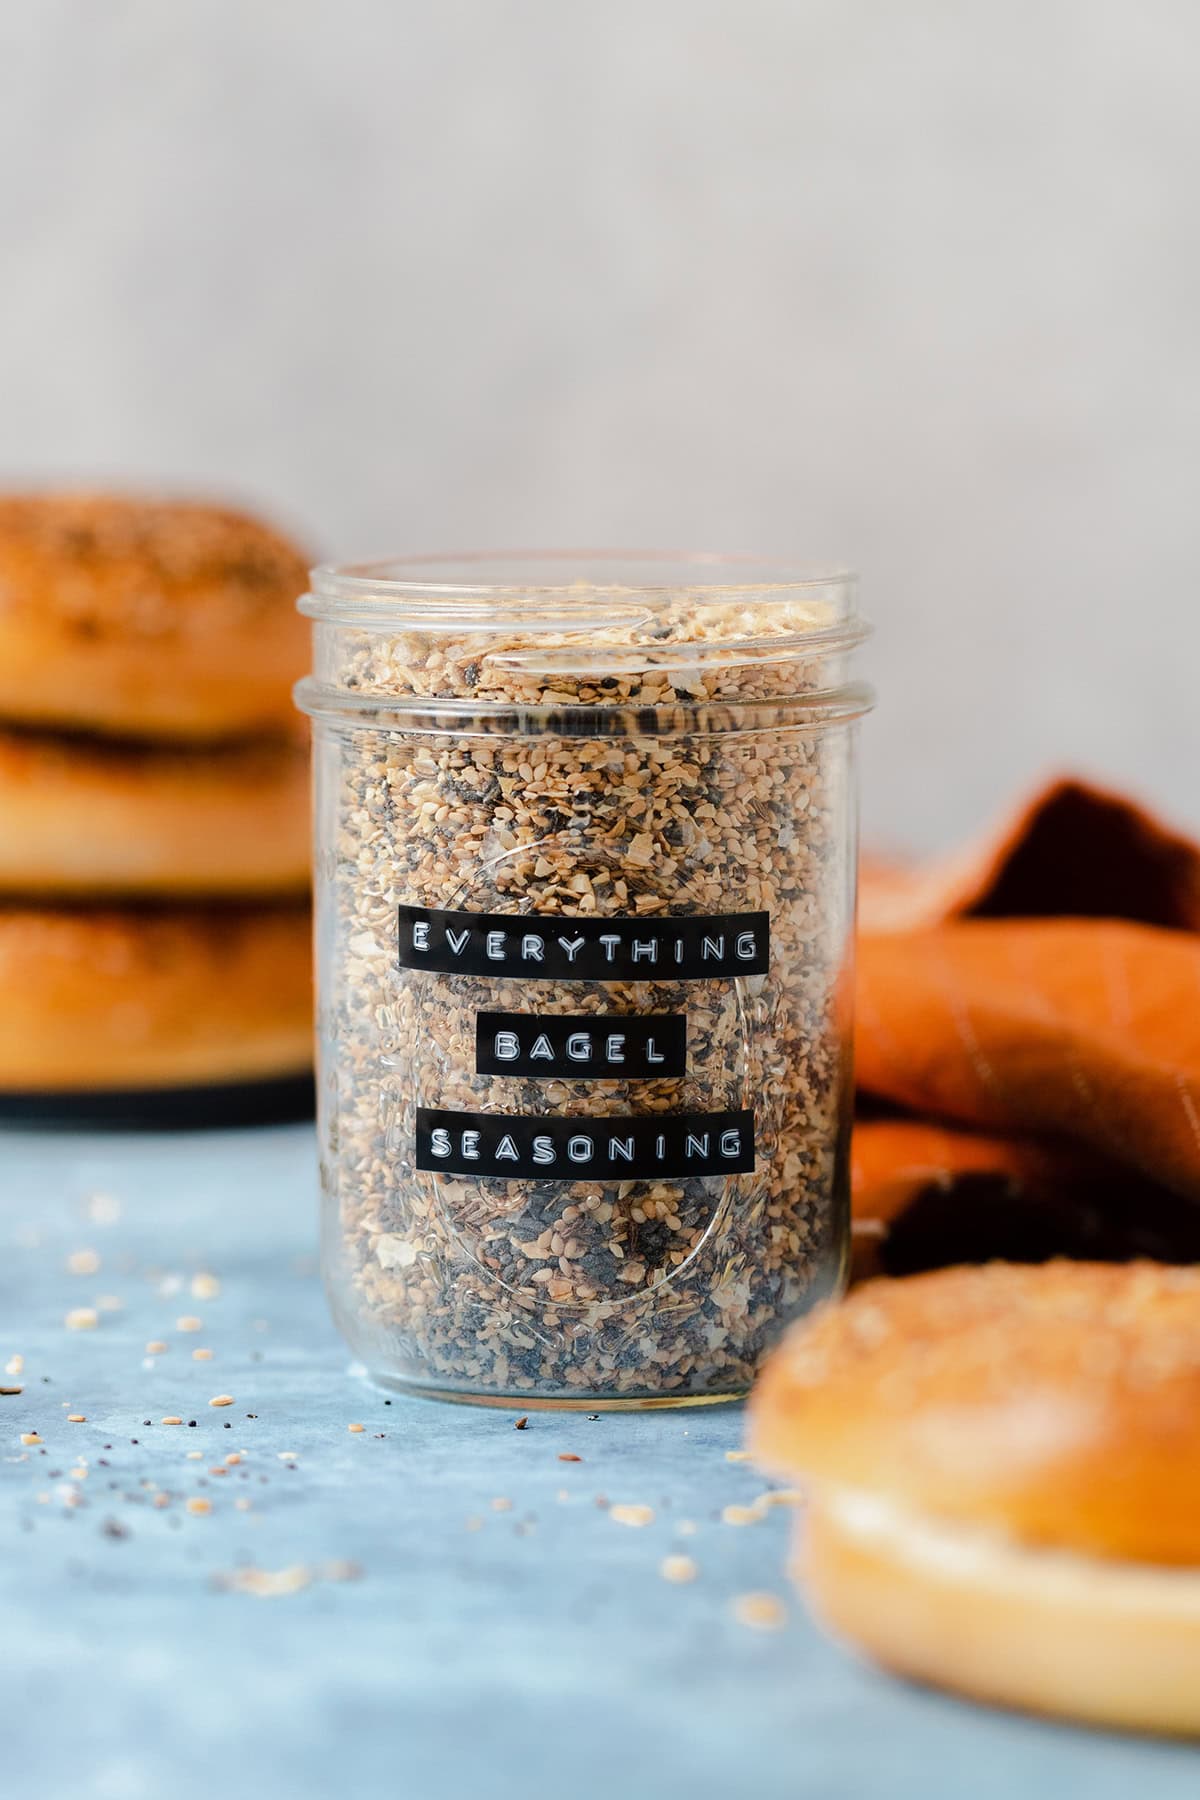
1 1386 22 1396
66 1249 100 1276
191 1274 221 1300
225 1453 242 1465
235 1497 253 1511
558 1453 582 1463
609 1503 655 1528
725 1450 752 1463
161 1417 183 1426
192 1349 213 1361
187 1451 202 1460
145 1341 168 1355
176 1316 202 1333
20 1432 41 1445
67 1415 86 1424
186 1497 212 1516
660 1555 698 1583
321 1560 363 1582
722 1502 767 1527
209 1395 234 1408
731 1592 787 1632
347 1422 365 1432
277 1452 297 1461
65 1308 99 1332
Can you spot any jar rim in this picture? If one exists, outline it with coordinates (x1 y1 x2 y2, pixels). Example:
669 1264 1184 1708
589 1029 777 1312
305 549 857 618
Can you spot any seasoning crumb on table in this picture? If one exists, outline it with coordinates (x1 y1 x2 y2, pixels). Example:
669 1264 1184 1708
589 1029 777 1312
731 1592 787 1632
609 1503 655 1528
721 1501 767 1527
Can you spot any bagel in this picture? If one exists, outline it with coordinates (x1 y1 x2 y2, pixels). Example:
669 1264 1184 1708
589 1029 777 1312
0 724 309 896
0 902 312 1089
749 1260 1200 1736
0 493 309 740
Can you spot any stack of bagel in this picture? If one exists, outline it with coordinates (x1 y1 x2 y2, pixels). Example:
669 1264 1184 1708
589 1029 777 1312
0 493 314 1120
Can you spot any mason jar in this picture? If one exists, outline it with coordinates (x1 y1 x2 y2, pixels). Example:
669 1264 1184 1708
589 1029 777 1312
296 553 872 1407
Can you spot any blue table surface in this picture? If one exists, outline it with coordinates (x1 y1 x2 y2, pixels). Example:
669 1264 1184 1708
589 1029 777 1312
2 1123 1196 1800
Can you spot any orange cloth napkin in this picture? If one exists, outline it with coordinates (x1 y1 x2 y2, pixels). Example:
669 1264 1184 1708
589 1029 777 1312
852 778 1200 1279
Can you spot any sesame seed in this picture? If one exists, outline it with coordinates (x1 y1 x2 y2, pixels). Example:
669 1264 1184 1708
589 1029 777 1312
176 1316 202 1333
609 1503 655 1528
67 1415 86 1424
145 1341 168 1355
190 1273 221 1300
192 1348 213 1361
161 1417 183 1426
208 1395 234 1408
724 1449 752 1463
65 1308 99 1332
186 1497 212 1516
659 1555 698 1583
66 1249 100 1276
721 1502 767 1527
20 1432 40 1445
347 1423 365 1433
557 1453 582 1463
731 1592 787 1632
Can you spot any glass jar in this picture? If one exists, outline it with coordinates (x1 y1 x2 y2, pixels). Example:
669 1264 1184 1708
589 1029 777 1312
296 554 872 1407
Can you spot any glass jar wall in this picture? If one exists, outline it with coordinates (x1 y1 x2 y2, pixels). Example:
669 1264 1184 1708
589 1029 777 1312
296 554 872 1406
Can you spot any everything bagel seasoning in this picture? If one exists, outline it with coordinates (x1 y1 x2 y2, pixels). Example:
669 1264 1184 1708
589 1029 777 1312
299 557 869 1404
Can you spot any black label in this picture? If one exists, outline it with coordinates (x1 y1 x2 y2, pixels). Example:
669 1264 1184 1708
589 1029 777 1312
476 1011 687 1078
416 1108 755 1179
398 906 769 981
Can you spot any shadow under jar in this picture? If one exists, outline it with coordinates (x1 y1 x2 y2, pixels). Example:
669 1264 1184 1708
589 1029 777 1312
296 553 873 1408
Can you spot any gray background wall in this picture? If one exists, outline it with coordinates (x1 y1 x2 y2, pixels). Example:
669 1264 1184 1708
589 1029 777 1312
2 1 1197 851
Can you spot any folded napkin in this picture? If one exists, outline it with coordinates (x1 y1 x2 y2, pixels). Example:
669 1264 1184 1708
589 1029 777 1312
852 778 1200 1279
